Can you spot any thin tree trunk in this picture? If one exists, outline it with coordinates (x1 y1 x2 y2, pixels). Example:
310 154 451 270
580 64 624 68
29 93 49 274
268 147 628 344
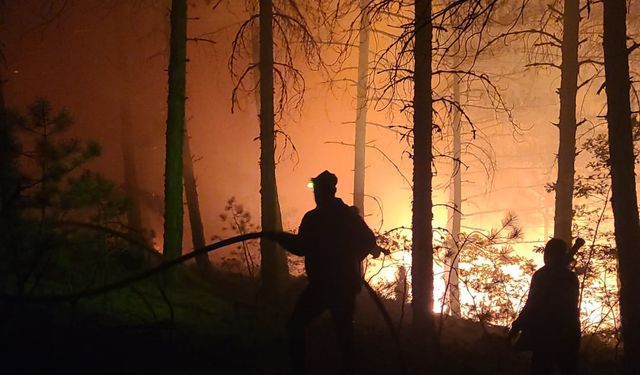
118 61 145 237
553 0 579 244
116 3 145 239
0 70 12 215
121 99 145 235
259 0 288 296
183 127 210 267
446 72 461 317
411 0 434 334
0 63 20 221
603 1 640 372
0 72 7 202
162 0 187 261
353 0 369 216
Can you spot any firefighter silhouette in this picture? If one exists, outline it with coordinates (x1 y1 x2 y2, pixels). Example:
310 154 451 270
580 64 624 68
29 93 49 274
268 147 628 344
510 238 581 375
268 170 383 374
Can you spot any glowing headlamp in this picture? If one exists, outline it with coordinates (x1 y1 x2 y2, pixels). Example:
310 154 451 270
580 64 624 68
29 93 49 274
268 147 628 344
306 180 314 189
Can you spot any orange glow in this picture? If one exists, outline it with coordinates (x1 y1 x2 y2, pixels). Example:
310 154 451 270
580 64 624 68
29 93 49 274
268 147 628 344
3 0 624 336
364 249 618 331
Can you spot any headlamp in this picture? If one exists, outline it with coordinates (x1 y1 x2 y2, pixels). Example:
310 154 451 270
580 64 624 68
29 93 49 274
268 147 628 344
306 180 314 189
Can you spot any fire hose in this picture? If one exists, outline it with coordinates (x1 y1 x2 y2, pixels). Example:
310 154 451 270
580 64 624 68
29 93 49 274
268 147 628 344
3 231 406 371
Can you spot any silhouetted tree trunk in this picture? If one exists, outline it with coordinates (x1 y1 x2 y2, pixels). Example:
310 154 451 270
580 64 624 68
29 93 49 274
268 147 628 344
603 1 640 372
0 73 7 188
114 2 146 240
411 0 434 334
553 0 579 244
121 95 145 236
0 6 19 219
353 0 369 215
445 73 462 317
162 0 187 261
0 10 5 160
0 71 13 215
183 127 210 267
259 0 288 295
116 21 145 238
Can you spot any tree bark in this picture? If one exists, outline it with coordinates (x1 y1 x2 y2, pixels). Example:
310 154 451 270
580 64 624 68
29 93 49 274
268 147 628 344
353 0 370 216
162 0 187 261
553 0 579 244
259 0 288 296
183 127 210 268
603 1 640 372
411 0 434 334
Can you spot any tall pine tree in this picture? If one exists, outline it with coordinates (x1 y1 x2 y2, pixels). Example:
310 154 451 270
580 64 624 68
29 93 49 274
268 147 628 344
162 0 187 262
603 0 640 371
411 0 434 335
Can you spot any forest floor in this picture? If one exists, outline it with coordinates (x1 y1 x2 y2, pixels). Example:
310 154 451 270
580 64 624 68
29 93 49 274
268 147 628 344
0 265 620 375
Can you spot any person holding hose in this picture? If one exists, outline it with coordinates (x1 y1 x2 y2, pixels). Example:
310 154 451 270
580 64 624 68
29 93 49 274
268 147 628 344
267 170 386 374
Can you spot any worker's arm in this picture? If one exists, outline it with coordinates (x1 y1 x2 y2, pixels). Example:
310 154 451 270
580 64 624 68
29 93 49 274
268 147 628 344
263 214 312 256
262 231 305 256
350 207 389 260
510 271 541 335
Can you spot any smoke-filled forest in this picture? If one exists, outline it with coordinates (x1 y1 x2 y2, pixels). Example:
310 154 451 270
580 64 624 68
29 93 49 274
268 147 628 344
1 0 640 374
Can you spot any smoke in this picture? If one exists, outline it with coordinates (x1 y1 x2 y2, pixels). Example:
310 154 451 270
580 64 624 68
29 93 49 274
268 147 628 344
2 0 612 262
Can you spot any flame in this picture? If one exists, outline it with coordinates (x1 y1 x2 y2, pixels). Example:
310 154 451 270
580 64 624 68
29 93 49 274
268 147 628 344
364 251 617 330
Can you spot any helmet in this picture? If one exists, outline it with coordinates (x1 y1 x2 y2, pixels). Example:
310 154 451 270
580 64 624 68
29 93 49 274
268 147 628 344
310 170 337 190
